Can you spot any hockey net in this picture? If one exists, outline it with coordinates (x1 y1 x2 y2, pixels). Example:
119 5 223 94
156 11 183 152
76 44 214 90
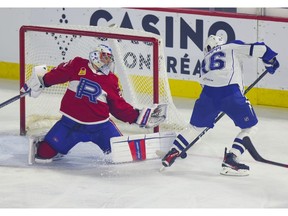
20 25 186 135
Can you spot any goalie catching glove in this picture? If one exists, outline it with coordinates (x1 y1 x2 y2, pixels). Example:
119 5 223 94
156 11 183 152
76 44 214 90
21 65 47 98
136 103 168 128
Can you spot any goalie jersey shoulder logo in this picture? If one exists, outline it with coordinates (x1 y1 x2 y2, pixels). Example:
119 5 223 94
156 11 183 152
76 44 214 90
78 67 86 76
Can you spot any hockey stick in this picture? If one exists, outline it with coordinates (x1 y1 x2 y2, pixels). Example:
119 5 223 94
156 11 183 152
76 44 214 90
160 69 269 170
242 137 288 168
0 90 30 109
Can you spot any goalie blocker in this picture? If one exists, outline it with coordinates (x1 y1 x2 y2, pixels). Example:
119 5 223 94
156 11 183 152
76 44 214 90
28 131 176 164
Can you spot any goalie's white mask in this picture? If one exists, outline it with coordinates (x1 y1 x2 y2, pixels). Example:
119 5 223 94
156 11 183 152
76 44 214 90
204 35 225 54
89 44 115 75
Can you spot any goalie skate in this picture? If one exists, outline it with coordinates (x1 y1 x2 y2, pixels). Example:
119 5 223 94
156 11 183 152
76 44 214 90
220 148 249 176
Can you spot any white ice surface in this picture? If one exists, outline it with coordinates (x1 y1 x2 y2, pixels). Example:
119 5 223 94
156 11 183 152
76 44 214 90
0 78 288 214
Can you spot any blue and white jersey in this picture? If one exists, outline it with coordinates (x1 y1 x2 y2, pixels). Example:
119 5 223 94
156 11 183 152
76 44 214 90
200 41 276 90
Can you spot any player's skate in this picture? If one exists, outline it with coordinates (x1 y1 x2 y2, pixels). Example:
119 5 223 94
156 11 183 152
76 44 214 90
28 135 64 165
220 148 249 176
161 148 187 167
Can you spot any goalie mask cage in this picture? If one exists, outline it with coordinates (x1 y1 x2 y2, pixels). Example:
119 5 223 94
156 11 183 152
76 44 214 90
19 25 185 135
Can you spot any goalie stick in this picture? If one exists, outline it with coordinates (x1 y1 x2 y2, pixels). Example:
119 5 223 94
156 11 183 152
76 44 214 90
242 136 288 168
0 90 30 109
160 69 269 171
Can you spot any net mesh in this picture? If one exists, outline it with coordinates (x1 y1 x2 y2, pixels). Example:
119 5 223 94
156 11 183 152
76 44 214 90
21 25 186 135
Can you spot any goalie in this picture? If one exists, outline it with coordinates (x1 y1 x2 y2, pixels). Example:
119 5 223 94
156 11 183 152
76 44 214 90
22 44 168 164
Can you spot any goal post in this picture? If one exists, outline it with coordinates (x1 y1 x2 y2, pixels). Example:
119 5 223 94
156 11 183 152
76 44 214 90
19 25 185 135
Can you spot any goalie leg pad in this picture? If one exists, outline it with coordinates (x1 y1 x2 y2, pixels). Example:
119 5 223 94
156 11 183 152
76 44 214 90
28 134 45 165
28 134 63 165
110 131 176 163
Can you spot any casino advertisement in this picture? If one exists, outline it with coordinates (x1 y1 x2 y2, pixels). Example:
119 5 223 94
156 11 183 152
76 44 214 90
0 8 287 105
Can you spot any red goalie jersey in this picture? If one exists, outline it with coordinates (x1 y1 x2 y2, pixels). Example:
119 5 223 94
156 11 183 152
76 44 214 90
42 57 139 124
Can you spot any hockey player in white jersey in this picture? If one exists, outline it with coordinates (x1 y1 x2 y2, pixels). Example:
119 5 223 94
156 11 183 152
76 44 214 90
162 35 280 176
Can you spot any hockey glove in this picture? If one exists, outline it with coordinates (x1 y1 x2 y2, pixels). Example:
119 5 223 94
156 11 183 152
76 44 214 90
21 65 47 98
136 103 168 128
263 57 280 74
